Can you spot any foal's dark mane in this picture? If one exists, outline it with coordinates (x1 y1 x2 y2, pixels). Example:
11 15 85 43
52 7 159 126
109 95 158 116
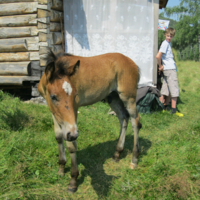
45 50 76 82
45 50 73 65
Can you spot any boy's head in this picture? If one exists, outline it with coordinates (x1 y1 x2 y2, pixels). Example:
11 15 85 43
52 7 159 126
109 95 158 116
164 28 175 43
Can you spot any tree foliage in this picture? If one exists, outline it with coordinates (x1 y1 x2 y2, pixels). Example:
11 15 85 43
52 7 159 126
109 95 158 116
164 0 200 50
159 0 199 61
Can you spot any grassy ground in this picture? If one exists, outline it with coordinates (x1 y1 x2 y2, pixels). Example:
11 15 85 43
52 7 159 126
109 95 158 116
0 61 200 200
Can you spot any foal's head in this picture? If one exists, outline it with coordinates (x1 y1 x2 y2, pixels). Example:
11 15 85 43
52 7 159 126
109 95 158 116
38 51 80 141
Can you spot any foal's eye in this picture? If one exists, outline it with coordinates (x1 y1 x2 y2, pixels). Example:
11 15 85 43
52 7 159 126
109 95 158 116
50 95 58 102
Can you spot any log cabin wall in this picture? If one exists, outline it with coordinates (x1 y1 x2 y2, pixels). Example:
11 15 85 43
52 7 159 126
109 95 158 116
0 0 64 97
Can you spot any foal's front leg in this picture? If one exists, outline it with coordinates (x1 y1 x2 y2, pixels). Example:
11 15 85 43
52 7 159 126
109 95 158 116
66 141 79 193
52 115 66 176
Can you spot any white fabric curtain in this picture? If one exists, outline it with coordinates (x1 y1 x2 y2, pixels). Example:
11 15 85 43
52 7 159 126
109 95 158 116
64 0 155 86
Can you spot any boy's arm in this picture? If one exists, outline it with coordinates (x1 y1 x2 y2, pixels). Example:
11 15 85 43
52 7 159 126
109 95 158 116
156 52 164 72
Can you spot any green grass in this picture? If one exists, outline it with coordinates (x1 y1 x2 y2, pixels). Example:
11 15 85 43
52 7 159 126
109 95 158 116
0 61 200 200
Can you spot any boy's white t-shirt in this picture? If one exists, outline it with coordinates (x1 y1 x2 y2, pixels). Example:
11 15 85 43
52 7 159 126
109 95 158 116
159 40 176 70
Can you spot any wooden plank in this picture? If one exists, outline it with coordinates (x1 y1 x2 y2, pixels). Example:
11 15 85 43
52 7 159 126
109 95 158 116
0 76 40 85
0 52 29 62
0 61 30 75
0 0 37 3
0 2 38 16
38 9 50 18
0 14 37 27
50 10 63 22
0 38 28 52
50 22 61 32
51 0 63 11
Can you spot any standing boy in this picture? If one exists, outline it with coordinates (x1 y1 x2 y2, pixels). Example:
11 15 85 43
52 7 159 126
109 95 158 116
156 27 183 117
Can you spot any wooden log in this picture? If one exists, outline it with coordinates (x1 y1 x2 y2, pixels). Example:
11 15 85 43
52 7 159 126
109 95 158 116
38 9 50 18
50 10 63 22
0 39 28 52
52 32 62 45
26 37 39 51
37 4 50 10
38 0 48 4
0 76 40 85
60 17 65 51
0 2 38 16
52 45 63 53
39 32 47 42
30 52 40 60
0 61 30 75
51 0 63 11
29 17 50 25
50 22 61 32
39 42 49 47
0 0 37 3
39 46 49 55
0 37 39 51
0 27 39 38
0 14 37 27
0 53 29 62
40 54 47 66
30 61 42 76
0 52 40 62
38 22 49 29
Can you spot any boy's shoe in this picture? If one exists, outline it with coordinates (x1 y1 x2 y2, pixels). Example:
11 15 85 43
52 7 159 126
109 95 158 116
162 105 171 113
164 105 171 111
170 108 184 117
175 111 184 117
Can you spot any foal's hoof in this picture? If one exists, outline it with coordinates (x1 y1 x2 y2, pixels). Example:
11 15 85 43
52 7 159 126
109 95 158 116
130 163 137 170
67 187 77 194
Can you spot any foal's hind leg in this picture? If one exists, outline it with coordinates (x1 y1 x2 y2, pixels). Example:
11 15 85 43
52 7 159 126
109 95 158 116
108 92 130 161
118 95 142 169
52 115 66 176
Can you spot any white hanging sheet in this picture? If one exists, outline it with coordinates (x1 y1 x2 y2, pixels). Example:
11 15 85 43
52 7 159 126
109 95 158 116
64 0 155 86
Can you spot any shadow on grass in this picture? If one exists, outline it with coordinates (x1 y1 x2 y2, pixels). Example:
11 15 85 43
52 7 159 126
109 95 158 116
75 135 151 198
0 108 29 131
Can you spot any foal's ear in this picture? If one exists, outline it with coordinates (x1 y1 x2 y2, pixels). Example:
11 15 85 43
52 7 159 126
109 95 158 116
69 60 80 76
45 61 55 83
